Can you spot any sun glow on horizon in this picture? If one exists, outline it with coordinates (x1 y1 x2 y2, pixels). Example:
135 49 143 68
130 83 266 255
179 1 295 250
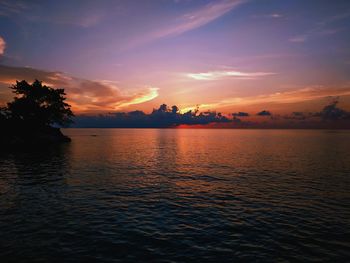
0 0 349 117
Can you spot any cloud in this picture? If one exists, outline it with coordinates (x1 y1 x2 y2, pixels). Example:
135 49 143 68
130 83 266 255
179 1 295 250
181 85 350 112
232 112 249 117
289 35 307 43
49 13 104 28
318 99 350 120
186 70 276 80
155 0 244 38
0 0 103 28
289 28 341 43
289 12 347 44
269 13 283 18
0 65 158 113
321 11 350 25
116 87 159 108
252 13 283 19
257 110 271 116
127 0 245 48
0 36 5 55
283 99 350 121
0 0 27 16
283 112 309 120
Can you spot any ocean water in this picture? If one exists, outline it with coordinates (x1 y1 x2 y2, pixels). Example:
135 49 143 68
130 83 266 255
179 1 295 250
0 129 350 262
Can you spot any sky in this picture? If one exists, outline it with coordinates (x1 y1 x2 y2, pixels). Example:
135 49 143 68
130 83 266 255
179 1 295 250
0 0 350 116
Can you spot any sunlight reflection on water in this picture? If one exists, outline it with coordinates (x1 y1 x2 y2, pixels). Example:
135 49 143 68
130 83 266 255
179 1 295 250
1 129 350 262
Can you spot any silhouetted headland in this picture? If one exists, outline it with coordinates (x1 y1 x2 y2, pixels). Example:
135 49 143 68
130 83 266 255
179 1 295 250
0 80 73 148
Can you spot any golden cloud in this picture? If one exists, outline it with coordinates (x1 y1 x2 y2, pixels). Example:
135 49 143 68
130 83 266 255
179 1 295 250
0 65 158 113
0 36 6 55
181 86 350 112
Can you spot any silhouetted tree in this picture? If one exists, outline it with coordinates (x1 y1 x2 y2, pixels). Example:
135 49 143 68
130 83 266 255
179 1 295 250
6 80 74 127
0 107 8 126
171 105 179 114
158 104 168 112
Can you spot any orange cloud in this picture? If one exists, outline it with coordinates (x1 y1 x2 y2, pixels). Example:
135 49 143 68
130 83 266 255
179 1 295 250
0 65 158 113
0 36 5 55
181 86 350 112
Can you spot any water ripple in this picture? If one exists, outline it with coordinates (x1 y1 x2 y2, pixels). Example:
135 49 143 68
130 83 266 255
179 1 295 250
1 129 350 262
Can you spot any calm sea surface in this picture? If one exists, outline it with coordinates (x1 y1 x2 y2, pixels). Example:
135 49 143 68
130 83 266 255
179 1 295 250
1 129 350 262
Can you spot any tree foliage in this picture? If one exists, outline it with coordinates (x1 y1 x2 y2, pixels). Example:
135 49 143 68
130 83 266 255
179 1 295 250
5 80 74 127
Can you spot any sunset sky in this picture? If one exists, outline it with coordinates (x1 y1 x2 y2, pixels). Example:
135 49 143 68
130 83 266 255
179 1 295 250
1 0 350 115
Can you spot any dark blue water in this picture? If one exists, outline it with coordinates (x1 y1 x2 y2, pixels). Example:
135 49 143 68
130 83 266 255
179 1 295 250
1 129 350 262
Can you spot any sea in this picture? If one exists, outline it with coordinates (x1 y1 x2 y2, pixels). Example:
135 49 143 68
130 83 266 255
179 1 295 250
1 129 349 262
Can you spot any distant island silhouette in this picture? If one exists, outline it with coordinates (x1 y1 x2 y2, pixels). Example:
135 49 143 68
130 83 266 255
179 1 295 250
73 99 350 129
0 80 74 148
1 80 350 141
